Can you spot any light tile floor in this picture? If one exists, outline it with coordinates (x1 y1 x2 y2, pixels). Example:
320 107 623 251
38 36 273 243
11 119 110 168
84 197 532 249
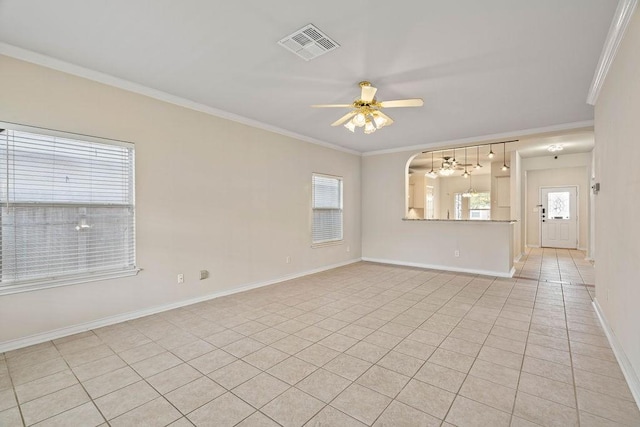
1 249 639 426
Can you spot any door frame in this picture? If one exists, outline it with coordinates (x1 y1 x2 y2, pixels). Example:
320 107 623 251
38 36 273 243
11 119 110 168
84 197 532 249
539 185 579 249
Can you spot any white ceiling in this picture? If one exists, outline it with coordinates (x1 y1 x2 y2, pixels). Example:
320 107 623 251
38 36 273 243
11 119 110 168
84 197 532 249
0 1 616 153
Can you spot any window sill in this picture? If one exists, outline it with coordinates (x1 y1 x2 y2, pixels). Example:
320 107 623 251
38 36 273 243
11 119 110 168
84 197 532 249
311 240 344 249
0 268 142 296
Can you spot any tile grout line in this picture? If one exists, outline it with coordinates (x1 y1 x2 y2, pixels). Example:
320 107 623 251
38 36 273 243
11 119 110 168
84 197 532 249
508 273 540 426
4 356 27 427
371 273 515 424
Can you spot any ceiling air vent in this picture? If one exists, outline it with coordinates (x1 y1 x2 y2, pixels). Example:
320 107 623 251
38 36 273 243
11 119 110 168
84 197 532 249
278 24 340 61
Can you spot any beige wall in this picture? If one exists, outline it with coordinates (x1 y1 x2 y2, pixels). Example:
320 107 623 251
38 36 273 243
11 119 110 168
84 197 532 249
0 55 361 346
594 7 640 390
363 151 514 276
491 161 511 220
522 153 591 250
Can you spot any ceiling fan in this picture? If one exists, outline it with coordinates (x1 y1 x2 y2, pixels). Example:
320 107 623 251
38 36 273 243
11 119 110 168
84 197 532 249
311 81 423 134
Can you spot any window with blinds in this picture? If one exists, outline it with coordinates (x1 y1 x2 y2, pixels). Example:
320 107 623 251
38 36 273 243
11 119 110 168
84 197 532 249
312 174 343 244
0 125 136 293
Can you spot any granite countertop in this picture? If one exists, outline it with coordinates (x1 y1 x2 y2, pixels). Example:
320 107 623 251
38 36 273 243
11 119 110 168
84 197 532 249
402 218 517 223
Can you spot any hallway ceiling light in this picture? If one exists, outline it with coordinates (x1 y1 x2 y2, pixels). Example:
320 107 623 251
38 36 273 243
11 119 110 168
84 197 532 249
547 144 564 152
488 144 495 158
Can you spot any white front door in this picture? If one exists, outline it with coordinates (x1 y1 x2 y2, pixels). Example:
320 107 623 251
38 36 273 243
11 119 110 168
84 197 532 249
540 186 577 249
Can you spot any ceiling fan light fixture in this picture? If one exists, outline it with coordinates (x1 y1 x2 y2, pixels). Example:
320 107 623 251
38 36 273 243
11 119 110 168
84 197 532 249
364 119 376 134
373 114 387 129
313 81 422 135
344 120 356 132
354 113 366 127
439 163 454 176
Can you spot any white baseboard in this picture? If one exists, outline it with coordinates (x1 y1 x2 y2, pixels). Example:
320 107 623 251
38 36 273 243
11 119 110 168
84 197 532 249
514 252 524 263
0 258 362 353
526 244 541 248
361 257 515 278
593 299 640 409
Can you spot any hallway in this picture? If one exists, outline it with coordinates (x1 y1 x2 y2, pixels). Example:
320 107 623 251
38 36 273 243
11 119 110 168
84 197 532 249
514 248 595 288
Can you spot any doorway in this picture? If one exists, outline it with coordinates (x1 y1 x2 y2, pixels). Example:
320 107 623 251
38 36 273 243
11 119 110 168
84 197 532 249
540 186 578 249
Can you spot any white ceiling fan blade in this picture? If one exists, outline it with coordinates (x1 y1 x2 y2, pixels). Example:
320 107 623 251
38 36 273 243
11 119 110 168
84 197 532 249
379 98 424 108
311 104 353 108
331 111 357 127
376 110 394 125
361 85 377 103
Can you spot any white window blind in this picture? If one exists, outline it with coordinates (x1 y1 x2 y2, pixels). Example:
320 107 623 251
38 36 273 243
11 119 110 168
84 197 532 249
312 174 343 244
0 126 136 293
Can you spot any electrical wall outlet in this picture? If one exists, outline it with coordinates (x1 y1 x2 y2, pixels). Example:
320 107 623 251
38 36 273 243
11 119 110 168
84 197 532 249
454 250 460 257
346 245 350 252
286 256 291 264
200 270 209 280
177 273 184 284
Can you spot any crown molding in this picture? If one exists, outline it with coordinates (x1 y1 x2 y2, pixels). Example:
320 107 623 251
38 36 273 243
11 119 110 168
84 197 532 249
587 0 638 106
361 120 594 157
0 42 361 156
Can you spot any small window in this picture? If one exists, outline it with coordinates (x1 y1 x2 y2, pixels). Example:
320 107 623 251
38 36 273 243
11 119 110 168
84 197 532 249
547 191 570 219
425 186 435 219
312 174 343 245
469 192 491 220
0 125 137 294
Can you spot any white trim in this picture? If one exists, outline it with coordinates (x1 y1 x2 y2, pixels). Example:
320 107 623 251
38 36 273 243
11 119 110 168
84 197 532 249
513 253 524 263
0 258 361 353
587 0 639 105
362 121 594 156
593 299 640 409
0 268 141 296
361 257 515 278
526 244 541 248
0 42 360 157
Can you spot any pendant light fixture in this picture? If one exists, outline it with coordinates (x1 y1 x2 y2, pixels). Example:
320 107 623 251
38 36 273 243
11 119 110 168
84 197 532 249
462 148 469 178
501 142 510 171
452 148 457 166
475 146 482 169
463 173 476 198
427 151 438 179
488 144 495 159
